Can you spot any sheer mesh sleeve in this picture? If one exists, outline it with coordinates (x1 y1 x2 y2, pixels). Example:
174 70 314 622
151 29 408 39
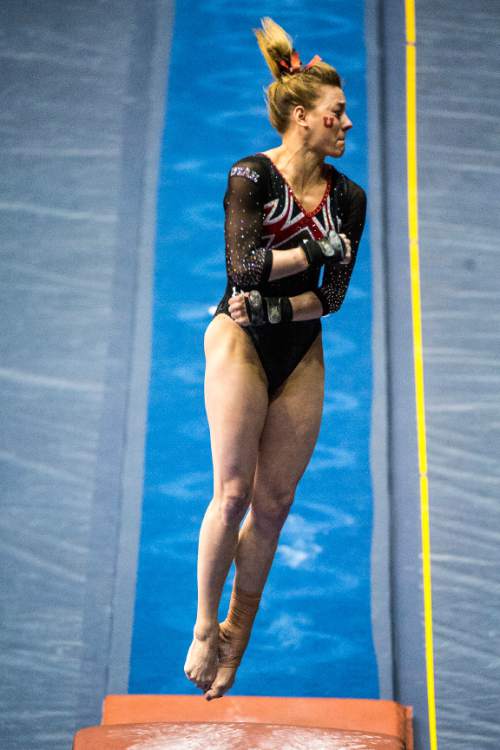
313 181 367 316
223 157 273 290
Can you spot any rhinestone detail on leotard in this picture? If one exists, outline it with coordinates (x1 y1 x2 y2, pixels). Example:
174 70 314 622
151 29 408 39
220 153 367 315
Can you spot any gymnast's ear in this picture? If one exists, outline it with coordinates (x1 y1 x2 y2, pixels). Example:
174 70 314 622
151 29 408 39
290 103 308 129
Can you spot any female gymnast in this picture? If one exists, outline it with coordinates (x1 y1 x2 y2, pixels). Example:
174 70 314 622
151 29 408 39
184 16 367 701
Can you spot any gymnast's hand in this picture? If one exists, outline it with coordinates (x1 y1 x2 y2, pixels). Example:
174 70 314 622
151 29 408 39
300 229 352 266
338 233 352 265
229 288 293 326
228 291 251 327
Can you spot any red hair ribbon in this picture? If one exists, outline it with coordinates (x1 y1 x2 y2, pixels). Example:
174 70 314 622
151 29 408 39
278 49 322 75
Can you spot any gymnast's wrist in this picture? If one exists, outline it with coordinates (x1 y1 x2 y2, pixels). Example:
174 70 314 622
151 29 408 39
300 232 345 267
278 295 294 323
244 290 293 325
263 294 293 324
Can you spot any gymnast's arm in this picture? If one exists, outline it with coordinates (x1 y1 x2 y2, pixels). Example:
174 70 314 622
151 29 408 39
224 160 311 288
290 182 367 321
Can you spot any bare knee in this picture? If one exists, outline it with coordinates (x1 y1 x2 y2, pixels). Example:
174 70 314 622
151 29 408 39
214 479 253 526
251 487 296 534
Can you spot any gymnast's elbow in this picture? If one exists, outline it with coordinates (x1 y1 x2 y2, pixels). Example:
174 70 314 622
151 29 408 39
321 295 348 317
226 255 272 290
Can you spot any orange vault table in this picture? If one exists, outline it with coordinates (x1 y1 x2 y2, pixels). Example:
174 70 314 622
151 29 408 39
73 694 414 749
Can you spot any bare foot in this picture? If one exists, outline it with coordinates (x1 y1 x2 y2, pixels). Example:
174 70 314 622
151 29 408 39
184 625 219 692
203 621 245 701
203 665 237 701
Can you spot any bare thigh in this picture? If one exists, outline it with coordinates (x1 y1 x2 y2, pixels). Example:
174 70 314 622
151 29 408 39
252 332 325 508
204 314 269 499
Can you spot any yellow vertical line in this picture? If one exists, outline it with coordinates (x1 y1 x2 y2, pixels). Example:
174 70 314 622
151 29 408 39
404 1 438 749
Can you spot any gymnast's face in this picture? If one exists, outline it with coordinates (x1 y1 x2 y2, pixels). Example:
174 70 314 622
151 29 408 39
304 85 353 158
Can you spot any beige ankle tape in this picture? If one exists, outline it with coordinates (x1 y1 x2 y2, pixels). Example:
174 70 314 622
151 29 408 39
218 585 262 668
226 585 262 630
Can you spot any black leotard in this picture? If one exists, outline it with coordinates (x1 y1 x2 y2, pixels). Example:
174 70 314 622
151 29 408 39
213 152 367 395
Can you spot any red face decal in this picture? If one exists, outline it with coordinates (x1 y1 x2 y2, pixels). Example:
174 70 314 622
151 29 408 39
323 115 335 128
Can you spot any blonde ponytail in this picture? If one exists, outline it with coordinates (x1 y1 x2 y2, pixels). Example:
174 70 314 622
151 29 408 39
253 16 294 81
252 16 342 134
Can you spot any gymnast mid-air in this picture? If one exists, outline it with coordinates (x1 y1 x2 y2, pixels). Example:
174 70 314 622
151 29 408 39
184 15 366 701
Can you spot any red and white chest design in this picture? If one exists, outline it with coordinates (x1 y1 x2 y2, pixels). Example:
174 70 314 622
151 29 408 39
261 178 338 249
